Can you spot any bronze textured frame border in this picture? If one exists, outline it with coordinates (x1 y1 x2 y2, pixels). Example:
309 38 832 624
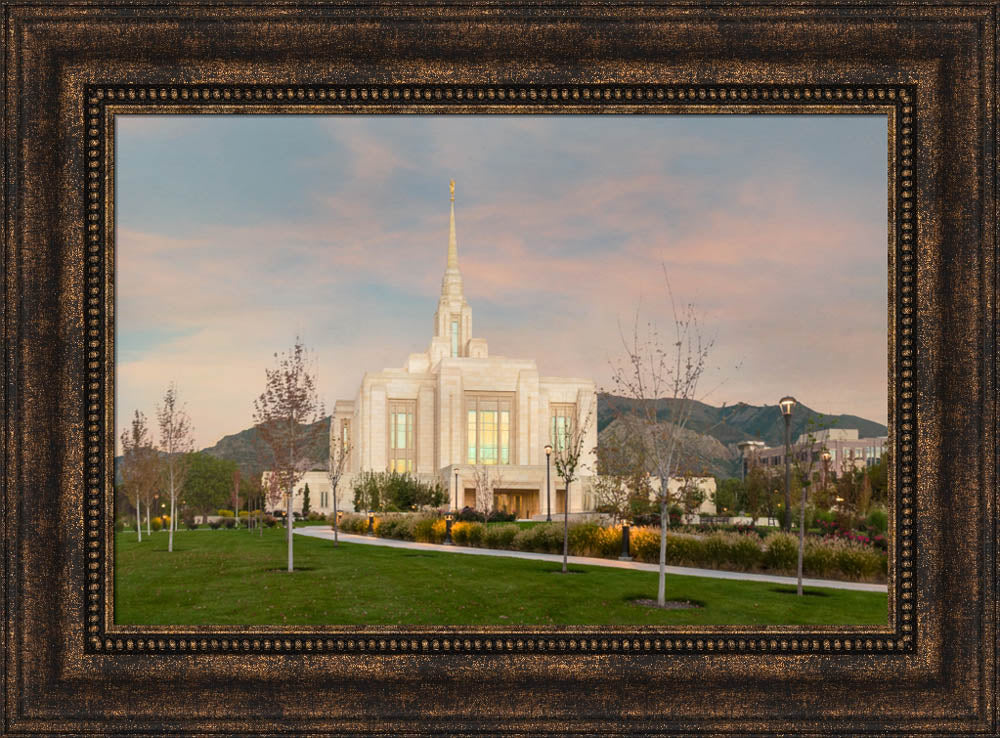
4 5 997 736
91 87 909 657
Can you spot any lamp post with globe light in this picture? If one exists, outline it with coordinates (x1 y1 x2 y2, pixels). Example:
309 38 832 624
779 396 797 532
544 444 553 522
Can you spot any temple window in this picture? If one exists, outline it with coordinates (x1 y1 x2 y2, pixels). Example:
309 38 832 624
466 393 513 465
388 400 416 473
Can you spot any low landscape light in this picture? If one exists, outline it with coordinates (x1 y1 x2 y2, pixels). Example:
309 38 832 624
619 518 633 562
444 512 454 545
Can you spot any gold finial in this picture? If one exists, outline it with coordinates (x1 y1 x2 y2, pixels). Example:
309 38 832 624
450 179 455 202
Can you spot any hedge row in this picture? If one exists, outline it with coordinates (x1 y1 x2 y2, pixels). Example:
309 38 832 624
331 515 887 582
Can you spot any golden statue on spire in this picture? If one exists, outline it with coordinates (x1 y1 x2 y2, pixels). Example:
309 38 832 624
450 179 455 202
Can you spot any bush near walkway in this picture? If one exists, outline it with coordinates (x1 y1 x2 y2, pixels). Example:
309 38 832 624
326 513 887 583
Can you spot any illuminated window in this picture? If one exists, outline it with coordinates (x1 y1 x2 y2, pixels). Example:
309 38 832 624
466 394 513 465
451 319 459 357
550 403 577 452
388 400 416 473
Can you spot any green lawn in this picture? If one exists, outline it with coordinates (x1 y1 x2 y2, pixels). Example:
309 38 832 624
115 528 887 626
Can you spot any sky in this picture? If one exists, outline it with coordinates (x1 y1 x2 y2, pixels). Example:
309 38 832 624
115 114 888 451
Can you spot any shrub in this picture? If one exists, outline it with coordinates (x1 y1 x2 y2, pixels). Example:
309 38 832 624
512 523 563 554
185 519 200 530
728 532 764 570
114 518 125 532
208 519 222 530
412 515 440 543
486 509 516 523
150 516 163 532
865 506 889 535
567 522 602 557
451 521 485 546
223 518 236 529
831 538 884 580
217 509 235 518
307 511 324 521
802 538 837 578
263 515 277 528
662 533 707 567
593 524 624 559
339 513 369 534
455 506 485 522
483 523 520 550
762 532 798 571
430 518 447 544
630 526 661 562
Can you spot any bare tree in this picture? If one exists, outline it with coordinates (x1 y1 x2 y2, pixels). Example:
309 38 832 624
252 337 325 572
157 383 194 553
119 410 158 542
471 465 504 517
592 475 632 524
327 434 351 546
552 406 594 574
609 272 714 607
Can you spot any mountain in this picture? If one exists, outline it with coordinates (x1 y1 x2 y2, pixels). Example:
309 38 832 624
597 394 887 448
200 417 332 476
117 396 886 483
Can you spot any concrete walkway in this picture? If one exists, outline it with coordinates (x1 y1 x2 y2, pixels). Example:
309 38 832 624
294 527 887 593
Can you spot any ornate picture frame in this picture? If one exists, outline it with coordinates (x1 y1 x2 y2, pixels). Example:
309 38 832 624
2 3 996 735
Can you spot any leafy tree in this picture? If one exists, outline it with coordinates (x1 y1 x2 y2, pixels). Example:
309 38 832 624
252 337 325 572
351 470 446 512
183 452 237 518
713 477 744 516
301 483 311 517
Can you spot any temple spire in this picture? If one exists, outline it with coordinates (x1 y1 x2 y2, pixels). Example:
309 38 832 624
447 179 458 271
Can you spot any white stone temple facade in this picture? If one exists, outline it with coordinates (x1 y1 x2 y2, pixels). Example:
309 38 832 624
329 181 598 519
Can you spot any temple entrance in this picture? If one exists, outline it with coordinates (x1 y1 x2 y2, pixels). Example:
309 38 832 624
493 490 539 520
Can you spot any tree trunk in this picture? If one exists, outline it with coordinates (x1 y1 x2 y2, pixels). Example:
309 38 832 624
658 499 667 607
136 497 142 542
146 506 151 536
167 464 175 553
797 488 807 596
562 480 570 573
287 485 294 572
333 487 339 546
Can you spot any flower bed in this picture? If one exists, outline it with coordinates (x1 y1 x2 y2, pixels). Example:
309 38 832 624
329 513 887 583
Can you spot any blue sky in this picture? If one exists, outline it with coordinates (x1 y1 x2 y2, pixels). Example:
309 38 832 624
116 114 888 450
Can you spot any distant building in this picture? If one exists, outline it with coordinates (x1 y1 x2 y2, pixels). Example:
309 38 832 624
748 428 888 480
260 470 335 517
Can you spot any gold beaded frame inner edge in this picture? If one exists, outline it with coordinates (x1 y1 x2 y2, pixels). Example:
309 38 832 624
88 85 913 657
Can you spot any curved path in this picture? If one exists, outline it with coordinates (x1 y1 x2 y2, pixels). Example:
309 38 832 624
294 527 887 593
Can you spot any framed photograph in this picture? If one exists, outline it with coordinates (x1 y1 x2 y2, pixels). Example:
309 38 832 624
2 3 997 736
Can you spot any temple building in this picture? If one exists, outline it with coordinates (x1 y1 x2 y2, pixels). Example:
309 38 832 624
328 181 598 519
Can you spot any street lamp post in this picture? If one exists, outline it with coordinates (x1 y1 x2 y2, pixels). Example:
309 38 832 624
779 396 797 532
544 444 553 522
822 450 832 493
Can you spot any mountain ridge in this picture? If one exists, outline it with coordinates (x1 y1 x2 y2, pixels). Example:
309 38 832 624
117 395 887 482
